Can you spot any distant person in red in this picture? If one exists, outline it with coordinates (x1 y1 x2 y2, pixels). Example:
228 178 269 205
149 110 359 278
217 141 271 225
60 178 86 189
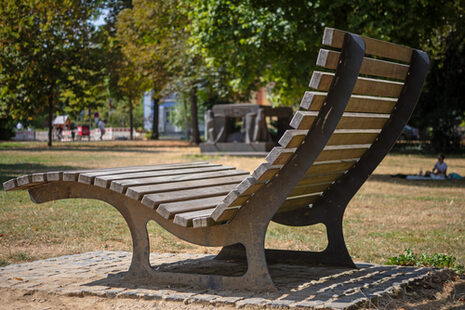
422 153 447 179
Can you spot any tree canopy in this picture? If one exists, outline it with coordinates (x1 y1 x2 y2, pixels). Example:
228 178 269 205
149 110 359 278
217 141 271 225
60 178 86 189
0 0 104 146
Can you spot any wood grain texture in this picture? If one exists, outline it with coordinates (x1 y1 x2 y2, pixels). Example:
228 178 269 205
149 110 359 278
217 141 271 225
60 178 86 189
78 162 209 184
301 91 397 114
291 111 389 130
323 27 412 63
109 169 248 193
125 175 244 200
141 183 237 209
317 49 409 80
93 165 233 188
279 193 321 212
156 196 226 219
251 163 282 182
265 147 296 165
309 71 404 97
173 208 215 227
193 207 240 227
327 129 380 145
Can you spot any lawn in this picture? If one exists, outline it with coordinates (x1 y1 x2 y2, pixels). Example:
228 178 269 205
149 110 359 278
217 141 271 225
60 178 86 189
0 140 464 268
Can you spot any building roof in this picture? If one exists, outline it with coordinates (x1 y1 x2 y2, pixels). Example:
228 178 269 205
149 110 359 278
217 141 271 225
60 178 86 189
52 115 70 126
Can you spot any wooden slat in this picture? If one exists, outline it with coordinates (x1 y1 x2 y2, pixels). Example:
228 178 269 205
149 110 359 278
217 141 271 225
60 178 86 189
265 147 296 165
316 145 370 162
317 49 409 80
233 177 264 196
327 129 380 145
193 207 240 228
93 165 233 188
291 111 389 130
3 179 18 191
45 171 62 182
16 175 32 187
31 173 46 183
300 91 397 114
297 172 345 186
278 130 307 148
126 175 244 200
309 71 404 97
251 163 282 182
78 162 210 184
109 169 248 193
220 190 249 207
305 160 357 176
173 208 215 227
157 196 226 219
288 182 332 197
322 27 412 63
141 183 237 209
279 193 321 213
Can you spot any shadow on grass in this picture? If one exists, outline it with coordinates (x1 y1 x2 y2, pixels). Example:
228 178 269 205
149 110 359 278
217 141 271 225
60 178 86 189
369 174 465 188
0 145 175 154
0 163 88 189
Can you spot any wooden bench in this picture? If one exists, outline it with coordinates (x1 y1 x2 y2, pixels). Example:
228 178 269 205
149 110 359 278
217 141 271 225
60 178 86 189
3 28 429 292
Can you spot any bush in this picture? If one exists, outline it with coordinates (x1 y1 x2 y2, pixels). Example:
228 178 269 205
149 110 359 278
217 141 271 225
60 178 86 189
0 117 14 140
387 249 464 274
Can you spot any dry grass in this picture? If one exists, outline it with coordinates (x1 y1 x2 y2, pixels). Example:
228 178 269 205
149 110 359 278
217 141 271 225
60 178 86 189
0 140 464 269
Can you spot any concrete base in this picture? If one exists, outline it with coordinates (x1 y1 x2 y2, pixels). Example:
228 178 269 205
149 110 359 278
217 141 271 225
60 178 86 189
0 251 438 309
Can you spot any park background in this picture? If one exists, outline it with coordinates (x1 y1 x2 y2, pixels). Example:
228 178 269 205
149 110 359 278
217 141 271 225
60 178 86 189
0 0 464 278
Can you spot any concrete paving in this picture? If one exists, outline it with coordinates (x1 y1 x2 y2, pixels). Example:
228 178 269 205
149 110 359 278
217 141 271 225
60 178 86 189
0 251 438 309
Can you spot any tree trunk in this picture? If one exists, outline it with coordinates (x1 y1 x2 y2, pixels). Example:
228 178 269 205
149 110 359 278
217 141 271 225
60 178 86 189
88 107 92 141
47 96 53 147
129 97 134 140
151 96 159 140
189 85 201 145
183 99 189 138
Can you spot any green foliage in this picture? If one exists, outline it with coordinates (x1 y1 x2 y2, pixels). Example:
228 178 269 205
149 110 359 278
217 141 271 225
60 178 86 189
0 259 8 267
0 116 14 140
188 0 455 106
387 249 464 274
0 0 105 146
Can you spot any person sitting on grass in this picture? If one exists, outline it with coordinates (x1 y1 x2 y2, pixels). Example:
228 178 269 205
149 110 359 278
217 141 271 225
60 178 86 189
423 153 447 179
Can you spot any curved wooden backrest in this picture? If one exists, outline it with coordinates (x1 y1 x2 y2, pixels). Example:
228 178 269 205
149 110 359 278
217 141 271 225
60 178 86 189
206 28 429 227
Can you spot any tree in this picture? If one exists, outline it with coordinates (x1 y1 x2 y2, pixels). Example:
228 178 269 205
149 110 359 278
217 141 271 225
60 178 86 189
0 0 104 146
188 0 464 149
116 0 180 140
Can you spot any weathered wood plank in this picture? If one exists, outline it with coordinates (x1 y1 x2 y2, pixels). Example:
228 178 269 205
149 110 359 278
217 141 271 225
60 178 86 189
2 179 18 191
317 49 409 80
234 176 264 196
173 208 216 227
157 196 226 219
279 193 321 213
301 92 397 114
93 165 233 188
297 172 345 186
327 129 380 145
31 173 47 183
45 171 62 182
141 184 237 209
126 175 244 200
110 169 248 193
265 147 296 165
278 130 307 148
193 207 240 228
221 190 250 207
309 71 404 98
323 27 412 63
291 111 389 131
316 145 370 162
305 160 357 176
78 162 210 184
288 182 332 197
16 175 32 187
251 163 282 182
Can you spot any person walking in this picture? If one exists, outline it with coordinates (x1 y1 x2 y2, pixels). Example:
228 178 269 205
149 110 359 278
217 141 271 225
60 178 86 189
98 118 106 141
